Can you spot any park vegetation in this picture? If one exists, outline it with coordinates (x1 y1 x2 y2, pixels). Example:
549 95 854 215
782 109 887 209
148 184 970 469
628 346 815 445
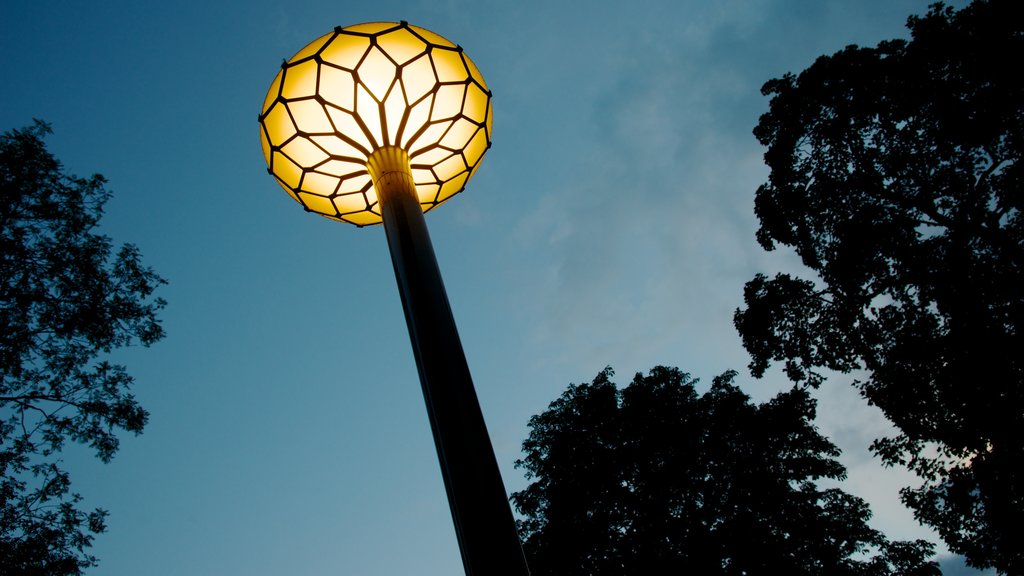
0 121 166 574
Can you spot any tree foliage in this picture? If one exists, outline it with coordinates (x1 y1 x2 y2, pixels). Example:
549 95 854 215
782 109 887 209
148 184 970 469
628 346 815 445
733 1 1022 572
512 366 938 576
1 121 166 574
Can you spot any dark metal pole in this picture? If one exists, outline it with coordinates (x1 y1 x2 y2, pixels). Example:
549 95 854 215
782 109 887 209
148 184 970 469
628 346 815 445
371 148 530 576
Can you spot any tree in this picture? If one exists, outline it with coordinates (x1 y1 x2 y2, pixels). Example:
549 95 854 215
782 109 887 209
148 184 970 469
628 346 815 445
512 366 938 576
1 121 166 574
733 1 1022 572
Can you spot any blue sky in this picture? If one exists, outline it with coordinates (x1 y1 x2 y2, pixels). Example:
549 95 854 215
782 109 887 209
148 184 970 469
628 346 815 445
1 0 990 574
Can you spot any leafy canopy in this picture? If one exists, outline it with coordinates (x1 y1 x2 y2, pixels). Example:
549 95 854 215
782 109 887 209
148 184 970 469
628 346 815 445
1 121 166 574
734 1 1022 572
513 366 938 576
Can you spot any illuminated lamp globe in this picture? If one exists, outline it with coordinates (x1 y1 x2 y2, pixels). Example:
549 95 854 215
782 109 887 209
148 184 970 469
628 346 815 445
258 21 493 226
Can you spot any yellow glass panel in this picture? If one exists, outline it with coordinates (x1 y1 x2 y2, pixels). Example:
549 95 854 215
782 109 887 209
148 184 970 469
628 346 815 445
409 24 456 48
298 192 336 215
259 128 272 166
325 107 372 153
431 84 464 120
440 118 477 150
301 172 340 196
438 171 469 202
355 84 383 150
288 100 333 134
463 82 488 123
276 178 301 203
272 151 302 188
357 47 396 102
410 121 451 153
431 48 468 83
311 135 363 159
262 23 489 226
416 183 440 204
282 60 318 99
463 127 487 167
339 173 371 194
345 22 395 35
282 137 329 168
410 147 451 166
262 70 282 114
318 159 365 177
434 154 467 182
291 32 333 63
263 103 296 146
333 191 368 214
383 85 407 146
378 27 427 65
411 168 436 184
319 66 355 111
400 95 432 149
430 196 453 211
464 54 489 91
321 35 370 70
344 210 382 226
401 55 436 104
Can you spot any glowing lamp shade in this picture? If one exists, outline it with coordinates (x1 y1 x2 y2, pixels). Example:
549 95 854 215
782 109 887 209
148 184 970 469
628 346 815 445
259 21 493 226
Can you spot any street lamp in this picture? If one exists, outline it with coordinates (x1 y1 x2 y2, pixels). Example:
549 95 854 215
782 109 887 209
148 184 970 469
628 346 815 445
258 22 529 576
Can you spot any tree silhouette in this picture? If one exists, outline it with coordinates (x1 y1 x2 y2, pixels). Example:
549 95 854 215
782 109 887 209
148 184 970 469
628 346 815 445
513 366 938 576
1 121 166 574
734 1 1022 572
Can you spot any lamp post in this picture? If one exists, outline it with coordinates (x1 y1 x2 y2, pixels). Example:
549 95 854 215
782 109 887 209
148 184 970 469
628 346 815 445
258 22 529 576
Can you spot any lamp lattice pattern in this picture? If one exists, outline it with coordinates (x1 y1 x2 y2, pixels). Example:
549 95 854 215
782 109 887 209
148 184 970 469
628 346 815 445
259 21 493 226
